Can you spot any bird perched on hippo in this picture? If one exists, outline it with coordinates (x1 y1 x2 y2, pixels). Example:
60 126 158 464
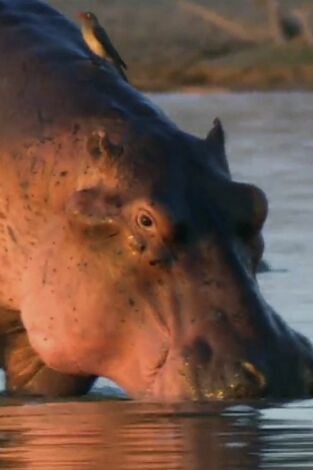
79 10 128 81
0 0 312 401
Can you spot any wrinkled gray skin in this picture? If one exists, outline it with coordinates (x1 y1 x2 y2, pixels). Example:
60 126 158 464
0 0 312 401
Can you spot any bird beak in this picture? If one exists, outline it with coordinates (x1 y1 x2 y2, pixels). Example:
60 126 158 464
78 12 86 19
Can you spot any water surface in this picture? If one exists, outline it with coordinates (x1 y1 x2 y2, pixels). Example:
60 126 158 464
1 92 313 469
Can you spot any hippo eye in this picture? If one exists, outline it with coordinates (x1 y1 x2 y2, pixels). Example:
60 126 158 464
137 212 154 229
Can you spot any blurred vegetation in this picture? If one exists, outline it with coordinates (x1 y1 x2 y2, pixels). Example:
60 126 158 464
48 0 313 91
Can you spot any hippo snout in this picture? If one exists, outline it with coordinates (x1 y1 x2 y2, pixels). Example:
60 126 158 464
145 337 268 400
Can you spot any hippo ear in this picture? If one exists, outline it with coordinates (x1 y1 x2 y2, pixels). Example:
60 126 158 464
205 118 230 176
66 188 118 236
207 118 225 151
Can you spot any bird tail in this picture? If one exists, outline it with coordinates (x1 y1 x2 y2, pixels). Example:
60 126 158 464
117 64 128 82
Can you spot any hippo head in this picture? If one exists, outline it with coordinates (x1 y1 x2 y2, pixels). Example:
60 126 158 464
21 115 312 401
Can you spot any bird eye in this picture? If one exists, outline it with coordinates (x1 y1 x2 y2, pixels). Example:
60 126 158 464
137 212 154 229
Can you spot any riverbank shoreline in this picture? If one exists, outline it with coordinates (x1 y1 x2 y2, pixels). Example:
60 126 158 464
132 44 313 92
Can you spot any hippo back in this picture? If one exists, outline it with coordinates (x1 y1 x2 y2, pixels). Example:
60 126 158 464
0 0 169 142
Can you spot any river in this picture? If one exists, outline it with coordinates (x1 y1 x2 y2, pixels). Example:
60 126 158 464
0 92 312 469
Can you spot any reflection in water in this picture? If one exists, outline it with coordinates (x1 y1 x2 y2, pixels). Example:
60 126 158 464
0 401 122 469
0 401 259 469
0 400 313 469
259 402 313 469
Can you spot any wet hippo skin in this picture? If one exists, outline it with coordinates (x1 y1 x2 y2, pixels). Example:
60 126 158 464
0 0 312 400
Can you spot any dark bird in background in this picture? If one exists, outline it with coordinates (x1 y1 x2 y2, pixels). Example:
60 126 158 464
79 11 128 81
274 1 302 41
257 0 309 44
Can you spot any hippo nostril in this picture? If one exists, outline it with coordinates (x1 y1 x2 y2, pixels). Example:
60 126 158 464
194 339 213 364
184 338 213 365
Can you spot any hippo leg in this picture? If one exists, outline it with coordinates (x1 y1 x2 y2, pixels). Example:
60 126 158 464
0 311 95 397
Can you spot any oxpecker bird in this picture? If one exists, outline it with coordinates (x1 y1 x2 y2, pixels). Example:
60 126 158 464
79 11 128 81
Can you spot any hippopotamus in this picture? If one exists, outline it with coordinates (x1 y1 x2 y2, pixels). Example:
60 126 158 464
0 0 312 401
